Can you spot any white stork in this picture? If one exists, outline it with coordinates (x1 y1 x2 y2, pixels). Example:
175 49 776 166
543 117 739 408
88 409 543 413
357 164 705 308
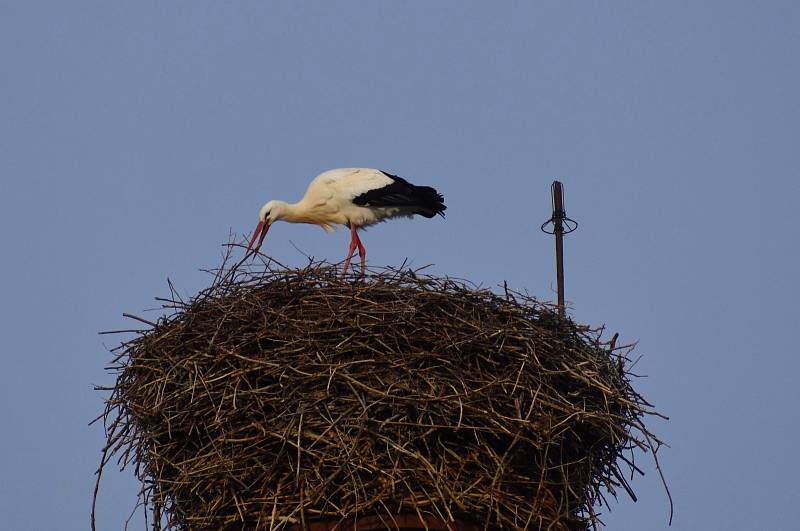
247 168 446 274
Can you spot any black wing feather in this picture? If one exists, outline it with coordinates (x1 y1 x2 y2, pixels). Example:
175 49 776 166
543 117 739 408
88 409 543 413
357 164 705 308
352 171 446 218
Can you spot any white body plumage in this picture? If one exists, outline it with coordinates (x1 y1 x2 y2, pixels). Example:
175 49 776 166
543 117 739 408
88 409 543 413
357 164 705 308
247 168 446 274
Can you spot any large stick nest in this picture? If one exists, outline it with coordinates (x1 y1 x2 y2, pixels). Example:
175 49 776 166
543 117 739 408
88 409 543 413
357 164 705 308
95 256 667 531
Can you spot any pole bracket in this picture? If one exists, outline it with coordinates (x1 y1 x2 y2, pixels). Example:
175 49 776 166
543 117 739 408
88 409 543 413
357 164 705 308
540 182 578 234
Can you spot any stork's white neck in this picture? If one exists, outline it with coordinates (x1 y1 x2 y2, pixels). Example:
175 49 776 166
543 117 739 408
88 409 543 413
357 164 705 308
262 199 310 224
260 197 336 231
277 201 307 223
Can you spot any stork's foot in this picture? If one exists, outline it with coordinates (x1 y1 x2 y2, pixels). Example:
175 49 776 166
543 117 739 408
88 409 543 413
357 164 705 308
340 261 352 279
340 260 365 280
357 243 366 278
341 252 355 279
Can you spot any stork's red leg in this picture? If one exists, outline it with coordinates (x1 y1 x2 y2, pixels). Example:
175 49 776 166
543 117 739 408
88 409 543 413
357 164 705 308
354 230 366 276
341 224 359 276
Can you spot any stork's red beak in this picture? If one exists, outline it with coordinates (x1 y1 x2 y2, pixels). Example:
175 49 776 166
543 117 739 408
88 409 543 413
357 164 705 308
247 220 270 254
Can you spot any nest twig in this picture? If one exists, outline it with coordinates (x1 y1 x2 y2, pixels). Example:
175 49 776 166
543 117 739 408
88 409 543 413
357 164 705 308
94 249 669 530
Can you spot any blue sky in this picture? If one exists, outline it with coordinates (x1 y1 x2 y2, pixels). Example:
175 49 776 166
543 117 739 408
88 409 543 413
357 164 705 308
1 2 798 529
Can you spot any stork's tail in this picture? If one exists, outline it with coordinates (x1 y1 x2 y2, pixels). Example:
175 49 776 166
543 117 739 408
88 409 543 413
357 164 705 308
378 170 446 219
410 184 446 218
353 170 447 219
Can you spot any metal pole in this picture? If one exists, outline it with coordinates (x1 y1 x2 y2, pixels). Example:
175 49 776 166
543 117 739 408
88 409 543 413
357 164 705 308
541 181 576 319
552 182 566 318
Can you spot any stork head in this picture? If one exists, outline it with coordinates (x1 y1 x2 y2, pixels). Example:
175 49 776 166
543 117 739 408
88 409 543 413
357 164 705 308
247 200 287 254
